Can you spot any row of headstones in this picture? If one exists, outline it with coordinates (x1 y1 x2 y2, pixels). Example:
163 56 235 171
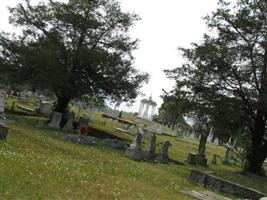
186 144 237 166
45 111 90 132
125 129 172 163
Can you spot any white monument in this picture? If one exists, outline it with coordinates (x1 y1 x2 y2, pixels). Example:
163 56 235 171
138 96 157 120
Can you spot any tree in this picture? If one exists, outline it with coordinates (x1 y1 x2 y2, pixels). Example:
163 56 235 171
158 89 190 130
0 0 148 115
166 0 267 175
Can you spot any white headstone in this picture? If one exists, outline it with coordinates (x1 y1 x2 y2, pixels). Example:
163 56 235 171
48 112 62 129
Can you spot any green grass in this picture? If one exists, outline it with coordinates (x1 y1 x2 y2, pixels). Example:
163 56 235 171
0 114 266 199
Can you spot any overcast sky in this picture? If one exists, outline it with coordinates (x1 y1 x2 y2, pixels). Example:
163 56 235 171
0 0 219 113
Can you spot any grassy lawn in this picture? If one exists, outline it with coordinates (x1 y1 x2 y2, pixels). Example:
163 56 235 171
0 114 266 199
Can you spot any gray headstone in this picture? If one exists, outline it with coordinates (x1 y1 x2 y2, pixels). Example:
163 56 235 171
48 112 62 129
158 140 171 163
143 134 156 161
65 134 96 145
63 112 75 132
125 129 143 161
39 102 52 115
102 138 127 150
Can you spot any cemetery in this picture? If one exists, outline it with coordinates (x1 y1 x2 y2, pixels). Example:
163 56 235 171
0 92 266 199
0 0 267 199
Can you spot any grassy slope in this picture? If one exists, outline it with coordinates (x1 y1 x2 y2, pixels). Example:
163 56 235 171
0 115 266 199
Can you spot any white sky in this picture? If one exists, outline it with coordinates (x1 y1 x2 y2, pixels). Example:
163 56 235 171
0 0 219 113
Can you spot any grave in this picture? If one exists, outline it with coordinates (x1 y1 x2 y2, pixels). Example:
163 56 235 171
143 134 156 161
190 170 266 200
65 134 96 145
63 112 75 132
102 138 127 150
125 129 143 161
158 140 171 163
181 190 232 200
39 101 52 116
48 112 62 129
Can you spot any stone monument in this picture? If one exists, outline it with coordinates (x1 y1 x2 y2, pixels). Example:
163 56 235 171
63 112 75 132
125 129 143 161
48 112 62 129
143 134 156 161
158 140 172 163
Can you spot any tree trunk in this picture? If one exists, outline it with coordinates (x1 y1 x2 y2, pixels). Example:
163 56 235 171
54 96 71 114
54 94 72 125
244 117 267 175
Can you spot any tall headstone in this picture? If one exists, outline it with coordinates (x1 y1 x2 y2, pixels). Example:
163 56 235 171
125 129 143 161
197 133 208 166
143 134 156 161
48 112 62 129
63 112 75 132
158 140 172 164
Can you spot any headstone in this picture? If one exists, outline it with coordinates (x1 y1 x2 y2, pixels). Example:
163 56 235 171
65 134 96 145
212 154 221 165
143 134 156 161
63 112 75 132
158 140 171 163
187 152 198 165
186 153 208 166
125 129 143 161
78 117 89 135
39 101 52 116
214 138 219 145
48 112 62 129
102 138 127 150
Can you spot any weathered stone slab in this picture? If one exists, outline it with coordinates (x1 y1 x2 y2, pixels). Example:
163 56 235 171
157 140 171 163
102 138 127 150
125 130 143 161
186 152 208 166
63 112 75 132
190 170 266 200
143 134 156 161
181 190 232 200
65 134 96 145
0 125 9 140
39 102 52 116
48 112 62 129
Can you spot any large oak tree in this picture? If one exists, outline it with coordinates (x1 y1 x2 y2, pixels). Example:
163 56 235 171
0 0 148 113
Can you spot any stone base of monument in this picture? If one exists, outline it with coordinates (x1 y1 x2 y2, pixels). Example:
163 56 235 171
125 147 143 161
65 134 96 145
143 151 156 162
102 138 127 150
157 154 169 164
187 152 208 166
0 125 9 140
190 170 266 199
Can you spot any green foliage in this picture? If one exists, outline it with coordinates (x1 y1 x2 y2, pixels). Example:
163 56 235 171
165 0 267 175
0 0 148 113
